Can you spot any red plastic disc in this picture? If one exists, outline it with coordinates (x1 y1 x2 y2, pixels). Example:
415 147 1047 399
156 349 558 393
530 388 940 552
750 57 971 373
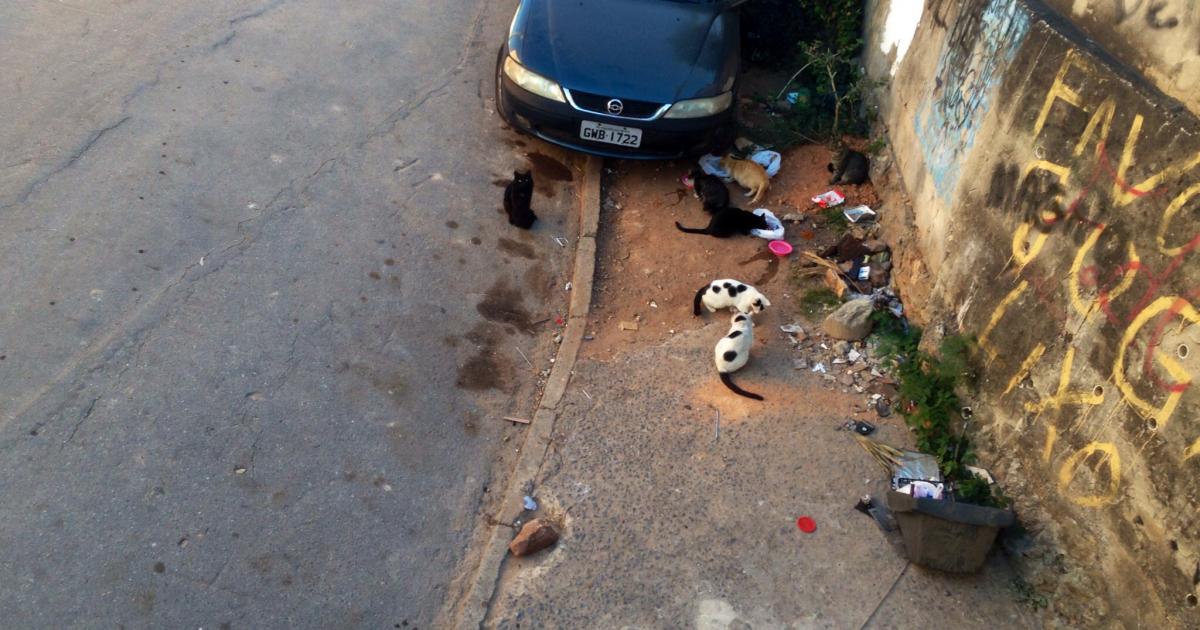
796 516 817 533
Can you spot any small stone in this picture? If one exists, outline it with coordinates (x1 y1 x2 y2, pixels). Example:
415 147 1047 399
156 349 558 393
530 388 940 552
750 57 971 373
233 467 247 475
619 321 639 331
793 358 809 370
839 373 855 386
508 519 560 557
781 213 805 223
850 362 869 373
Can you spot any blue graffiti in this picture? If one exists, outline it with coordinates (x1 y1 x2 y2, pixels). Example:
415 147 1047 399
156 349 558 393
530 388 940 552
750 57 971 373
914 0 1030 201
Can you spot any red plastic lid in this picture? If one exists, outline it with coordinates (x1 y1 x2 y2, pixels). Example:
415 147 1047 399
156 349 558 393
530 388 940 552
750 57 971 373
796 516 817 533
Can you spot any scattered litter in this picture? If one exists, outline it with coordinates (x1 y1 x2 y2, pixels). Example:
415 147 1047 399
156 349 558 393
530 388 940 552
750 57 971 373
852 420 876 436
857 266 870 281
796 516 817 534
811 189 846 208
965 465 995 484
515 346 534 368
896 480 945 499
553 237 568 247
583 334 594 341
581 389 592 400
555 316 565 326
811 362 827 374
749 208 785 240
843 205 877 223
847 349 863 362
619 321 639 331
522 495 538 511
508 519 560 557
714 409 721 442
793 358 810 370
564 281 572 292
502 416 531 425
649 301 658 309
832 358 848 365
780 324 804 334
233 466 247 475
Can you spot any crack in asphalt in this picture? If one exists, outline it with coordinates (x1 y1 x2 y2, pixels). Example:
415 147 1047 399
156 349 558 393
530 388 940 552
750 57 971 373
63 396 101 445
0 116 130 211
228 0 288 26
209 31 237 52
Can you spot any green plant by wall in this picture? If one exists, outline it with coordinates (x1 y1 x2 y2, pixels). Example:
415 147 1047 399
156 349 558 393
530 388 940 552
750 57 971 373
872 312 1008 508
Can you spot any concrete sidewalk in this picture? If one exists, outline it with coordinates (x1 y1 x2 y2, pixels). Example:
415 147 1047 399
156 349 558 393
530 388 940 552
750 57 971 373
483 326 1036 628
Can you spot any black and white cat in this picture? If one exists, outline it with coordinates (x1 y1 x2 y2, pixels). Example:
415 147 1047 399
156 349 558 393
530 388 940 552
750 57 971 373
504 170 537 229
693 279 770 316
675 206 768 238
715 312 763 400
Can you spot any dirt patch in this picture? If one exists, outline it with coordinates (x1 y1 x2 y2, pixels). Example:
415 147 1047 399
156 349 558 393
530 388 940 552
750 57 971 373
455 322 515 391
584 145 881 361
477 278 535 333
497 237 538 260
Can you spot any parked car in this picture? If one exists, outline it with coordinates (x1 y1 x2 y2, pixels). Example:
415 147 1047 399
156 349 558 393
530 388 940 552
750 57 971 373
495 0 746 160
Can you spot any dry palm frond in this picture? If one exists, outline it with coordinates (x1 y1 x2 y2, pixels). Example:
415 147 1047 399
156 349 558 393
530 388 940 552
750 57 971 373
855 434 905 473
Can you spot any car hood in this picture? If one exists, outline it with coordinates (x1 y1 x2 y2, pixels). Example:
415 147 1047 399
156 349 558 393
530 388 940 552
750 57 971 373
509 0 738 104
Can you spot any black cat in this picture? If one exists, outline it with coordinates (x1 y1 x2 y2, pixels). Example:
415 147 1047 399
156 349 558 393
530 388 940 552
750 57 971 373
503 170 537 229
687 168 729 214
675 206 769 238
828 147 870 185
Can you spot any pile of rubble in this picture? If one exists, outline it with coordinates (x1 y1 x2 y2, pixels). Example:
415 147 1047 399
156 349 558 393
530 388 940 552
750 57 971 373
779 321 898 417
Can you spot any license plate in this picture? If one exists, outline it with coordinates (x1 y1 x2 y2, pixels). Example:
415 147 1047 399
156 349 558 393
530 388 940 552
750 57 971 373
580 120 642 147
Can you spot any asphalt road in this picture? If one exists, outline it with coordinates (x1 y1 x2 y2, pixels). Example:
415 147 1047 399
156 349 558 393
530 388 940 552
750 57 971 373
0 1 576 627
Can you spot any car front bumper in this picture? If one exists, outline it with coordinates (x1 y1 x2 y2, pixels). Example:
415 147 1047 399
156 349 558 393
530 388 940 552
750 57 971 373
497 73 734 161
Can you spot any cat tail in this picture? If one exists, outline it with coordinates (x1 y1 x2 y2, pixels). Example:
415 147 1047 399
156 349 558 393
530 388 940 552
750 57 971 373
750 186 766 204
693 286 707 316
675 221 707 234
720 372 763 401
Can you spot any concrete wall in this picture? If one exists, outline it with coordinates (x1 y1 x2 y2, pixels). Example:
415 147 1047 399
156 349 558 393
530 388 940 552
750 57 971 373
863 0 1200 626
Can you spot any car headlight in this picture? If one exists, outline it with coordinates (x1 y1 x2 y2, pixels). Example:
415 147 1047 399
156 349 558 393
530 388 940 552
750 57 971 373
503 55 565 103
663 91 733 119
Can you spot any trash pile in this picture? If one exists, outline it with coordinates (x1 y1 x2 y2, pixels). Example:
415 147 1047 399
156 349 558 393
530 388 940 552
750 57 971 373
803 231 894 296
780 320 899 415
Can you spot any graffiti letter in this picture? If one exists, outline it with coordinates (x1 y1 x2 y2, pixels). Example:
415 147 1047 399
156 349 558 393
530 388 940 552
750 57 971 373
1112 114 1200 207
979 281 1029 359
1034 50 1088 138
1057 442 1121 507
1156 182 1200 256
1025 346 1105 412
1113 297 1200 428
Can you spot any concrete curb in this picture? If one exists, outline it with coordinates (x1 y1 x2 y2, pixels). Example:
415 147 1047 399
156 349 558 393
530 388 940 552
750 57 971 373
451 154 602 630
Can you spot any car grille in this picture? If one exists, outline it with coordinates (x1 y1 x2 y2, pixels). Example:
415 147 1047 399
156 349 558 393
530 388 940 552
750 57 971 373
567 89 665 119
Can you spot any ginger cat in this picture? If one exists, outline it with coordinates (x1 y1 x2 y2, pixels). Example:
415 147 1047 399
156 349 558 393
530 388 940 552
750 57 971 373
719 154 769 204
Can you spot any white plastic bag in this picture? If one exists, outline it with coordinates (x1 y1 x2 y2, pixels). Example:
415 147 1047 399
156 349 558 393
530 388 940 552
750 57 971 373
750 208 785 240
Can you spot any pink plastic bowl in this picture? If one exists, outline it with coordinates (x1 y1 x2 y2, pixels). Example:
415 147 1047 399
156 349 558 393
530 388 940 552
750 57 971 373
768 240 793 256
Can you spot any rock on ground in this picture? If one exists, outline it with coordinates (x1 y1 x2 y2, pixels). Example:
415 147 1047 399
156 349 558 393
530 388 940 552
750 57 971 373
823 298 875 340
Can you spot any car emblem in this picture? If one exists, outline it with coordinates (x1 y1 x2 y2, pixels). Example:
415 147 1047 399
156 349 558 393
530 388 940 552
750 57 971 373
606 99 624 115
